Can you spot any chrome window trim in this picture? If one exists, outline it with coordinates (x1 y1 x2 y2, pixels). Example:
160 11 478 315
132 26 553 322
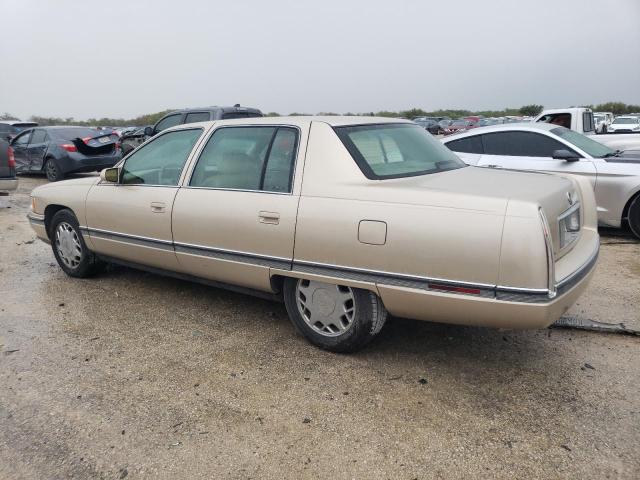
186 124 302 195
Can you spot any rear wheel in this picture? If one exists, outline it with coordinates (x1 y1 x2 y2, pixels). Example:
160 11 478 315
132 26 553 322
628 195 640 239
283 277 387 352
50 209 104 277
44 158 64 182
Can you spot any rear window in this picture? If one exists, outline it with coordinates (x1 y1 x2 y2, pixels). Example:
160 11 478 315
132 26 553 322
50 128 100 140
334 123 466 179
582 112 594 133
221 111 263 120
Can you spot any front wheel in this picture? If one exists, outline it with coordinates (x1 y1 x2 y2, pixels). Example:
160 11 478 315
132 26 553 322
44 158 64 182
283 277 387 352
628 195 640 239
50 209 105 277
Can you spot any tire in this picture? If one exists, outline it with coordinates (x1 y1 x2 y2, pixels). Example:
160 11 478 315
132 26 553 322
283 277 387 353
50 209 105 278
628 195 640 239
44 158 64 182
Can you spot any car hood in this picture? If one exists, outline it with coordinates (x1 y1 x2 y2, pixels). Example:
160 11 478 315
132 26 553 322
32 175 100 194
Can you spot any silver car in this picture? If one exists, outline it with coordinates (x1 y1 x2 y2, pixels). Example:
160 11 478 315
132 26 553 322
442 123 640 238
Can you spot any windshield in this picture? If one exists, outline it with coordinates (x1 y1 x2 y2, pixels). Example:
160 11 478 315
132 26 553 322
551 127 615 158
613 117 638 124
334 123 466 179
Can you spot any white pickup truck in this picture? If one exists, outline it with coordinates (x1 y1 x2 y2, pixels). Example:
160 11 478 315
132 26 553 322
533 108 640 151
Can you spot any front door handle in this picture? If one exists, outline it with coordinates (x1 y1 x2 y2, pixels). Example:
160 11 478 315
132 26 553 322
150 202 166 213
259 211 280 224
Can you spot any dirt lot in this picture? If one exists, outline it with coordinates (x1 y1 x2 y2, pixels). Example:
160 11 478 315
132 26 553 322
1 176 639 479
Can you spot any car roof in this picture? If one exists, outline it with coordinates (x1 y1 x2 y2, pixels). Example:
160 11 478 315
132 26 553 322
170 106 262 114
441 122 559 141
164 116 412 129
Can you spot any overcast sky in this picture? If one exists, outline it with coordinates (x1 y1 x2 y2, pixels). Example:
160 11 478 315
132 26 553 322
1 0 639 120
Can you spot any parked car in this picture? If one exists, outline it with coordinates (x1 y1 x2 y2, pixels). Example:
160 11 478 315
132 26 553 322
414 118 442 134
28 116 598 352
146 105 263 138
119 126 151 156
11 126 122 182
442 122 640 237
593 112 614 133
608 116 640 134
0 138 18 194
443 119 476 135
0 121 39 141
534 107 640 151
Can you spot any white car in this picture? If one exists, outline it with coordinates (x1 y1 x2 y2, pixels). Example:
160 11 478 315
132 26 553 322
442 123 640 237
608 116 640 134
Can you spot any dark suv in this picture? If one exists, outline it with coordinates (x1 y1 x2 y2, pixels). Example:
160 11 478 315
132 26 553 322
120 105 263 155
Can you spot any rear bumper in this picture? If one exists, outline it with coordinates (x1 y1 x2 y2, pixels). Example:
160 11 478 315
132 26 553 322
378 237 599 330
0 177 18 192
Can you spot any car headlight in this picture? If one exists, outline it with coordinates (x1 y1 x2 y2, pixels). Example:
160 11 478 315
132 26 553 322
558 203 581 250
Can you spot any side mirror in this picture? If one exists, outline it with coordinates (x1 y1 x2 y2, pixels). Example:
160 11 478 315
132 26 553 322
144 126 154 137
100 167 120 183
552 149 580 162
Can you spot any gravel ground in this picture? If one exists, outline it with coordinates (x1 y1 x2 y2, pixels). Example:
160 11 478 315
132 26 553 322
1 175 639 479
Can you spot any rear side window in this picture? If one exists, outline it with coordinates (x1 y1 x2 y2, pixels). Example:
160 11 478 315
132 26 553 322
190 126 298 193
121 128 202 186
155 114 182 132
184 112 210 123
30 130 47 143
482 131 571 157
446 135 483 154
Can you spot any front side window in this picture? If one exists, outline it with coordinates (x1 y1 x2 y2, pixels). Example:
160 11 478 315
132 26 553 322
446 135 483 154
334 123 465 179
121 128 202 186
190 126 298 192
155 114 182 133
482 131 574 157
13 131 31 145
184 112 210 124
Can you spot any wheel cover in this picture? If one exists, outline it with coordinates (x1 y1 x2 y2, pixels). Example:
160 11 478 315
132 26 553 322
296 279 356 337
55 222 82 268
46 160 57 180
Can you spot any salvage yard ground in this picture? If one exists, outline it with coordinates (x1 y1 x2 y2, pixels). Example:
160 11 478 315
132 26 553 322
1 176 639 479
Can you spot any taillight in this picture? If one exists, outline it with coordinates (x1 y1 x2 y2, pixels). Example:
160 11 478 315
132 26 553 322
82 136 92 144
7 146 16 167
61 144 78 152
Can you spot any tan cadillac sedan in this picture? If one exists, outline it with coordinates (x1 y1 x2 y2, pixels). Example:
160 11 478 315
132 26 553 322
28 117 599 352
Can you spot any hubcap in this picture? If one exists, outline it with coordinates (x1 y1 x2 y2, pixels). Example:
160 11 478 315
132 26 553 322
296 279 356 337
55 222 82 269
46 161 57 180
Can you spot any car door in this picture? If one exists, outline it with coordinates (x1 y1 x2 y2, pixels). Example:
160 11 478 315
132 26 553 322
84 127 205 270
172 124 305 292
27 129 49 171
11 130 32 172
476 131 597 188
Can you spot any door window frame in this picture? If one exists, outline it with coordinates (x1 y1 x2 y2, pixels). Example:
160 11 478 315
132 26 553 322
184 124 302 196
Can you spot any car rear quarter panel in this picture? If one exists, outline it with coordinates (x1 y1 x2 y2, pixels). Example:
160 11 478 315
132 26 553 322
294 122 505 288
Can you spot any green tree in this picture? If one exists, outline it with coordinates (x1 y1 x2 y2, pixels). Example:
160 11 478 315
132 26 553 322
519 104 544 116
0 112 19 121
594 102 628 115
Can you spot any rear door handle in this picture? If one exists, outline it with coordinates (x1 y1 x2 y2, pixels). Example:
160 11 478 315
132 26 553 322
150 202 166 213
259 211 280 224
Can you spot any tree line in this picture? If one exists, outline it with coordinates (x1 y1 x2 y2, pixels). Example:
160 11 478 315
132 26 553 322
2 102 639 127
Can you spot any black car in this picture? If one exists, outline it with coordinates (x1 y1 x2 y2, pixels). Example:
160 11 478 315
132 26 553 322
11 126 122 182
0 138 18 194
